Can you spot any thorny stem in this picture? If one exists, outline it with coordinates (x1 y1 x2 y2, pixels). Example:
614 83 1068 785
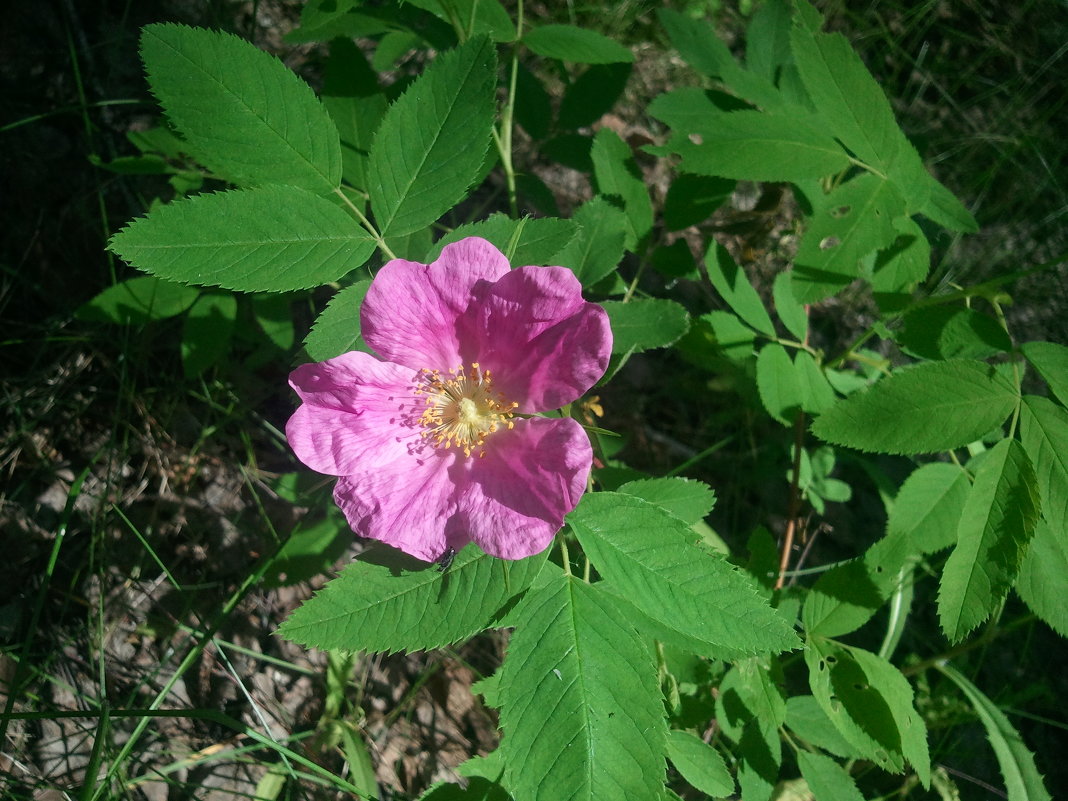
333 187 396 261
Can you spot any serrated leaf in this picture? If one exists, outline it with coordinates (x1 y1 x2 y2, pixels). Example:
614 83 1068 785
746 0 792 83
140 24 341 192
705 242 775 336
918 176 978 233
666 730 734 797
737 717 782 801
601 299 690 354
1018 395 1068 536
772 271 808 341
591 129 653 250
793 173 906 303
181 292 236 377
109 186 376 292
523 24 634 64
368 36 497 236
784 696 858 759
870 217 931 297
555 198 627 288
898 306 1012 361
1021 341 1068 406
1016 516 1068 637
802 533 915 638
757 344 805 425
703 310 757 362
75 275 200 323
810 359 1017 455
938 439 1040 642
303 280 373 362
669 110 850 183
569 493 799 658
429 215 578 266
418 777 510 801
937 663 1052 801
616 478 715 525
278 543 546 653
805 639 929 780
497 572 665 801
797 751 865 801
646 87 749 133
885 462 971 554
795 351 836 414
407 0 515 43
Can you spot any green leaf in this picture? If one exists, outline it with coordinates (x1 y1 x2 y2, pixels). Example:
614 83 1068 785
666 730 734 797
279 544 546 653
802 533 915 638
1016 516 1068 637
523 24 634 64
181 292 236 377
795 351 837 414
1019 395 1068 539
407 0 516 43
789 20 902 175
918 176 979 233
797 751 865 801
263 510 354 588
746 0 792 83
810 359 1017 455
1021 341 1068 406
303 280 373 362
559 63 632 130
736 717 781 801
784 696 858 759
322 39 388 192
75 275 200 323
555 198 627 288
601 299 690 354
663 175 734 231
772 271 808 341
704 311 757 362
108 186 376 292
569 493 799 658
885 462 971 554
616 478 716 525
497 573 665 801
805 639 930 780
793 173 907 303
591 129 653 250
646 87 749 133
756 344 805 425
250 293 296 351
869 217 931 297
898 306 1012 361
937 663 1052 801
705 242 775 336
938 439 1040 642
668 110 850 183
429 214 578 266
368 36 497 236
140 24 341 192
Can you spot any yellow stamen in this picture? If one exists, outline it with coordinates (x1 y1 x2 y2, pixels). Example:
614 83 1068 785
413 363 518 457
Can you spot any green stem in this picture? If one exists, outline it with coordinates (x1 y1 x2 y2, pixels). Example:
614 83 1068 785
333 187 396 261
495 0 523 217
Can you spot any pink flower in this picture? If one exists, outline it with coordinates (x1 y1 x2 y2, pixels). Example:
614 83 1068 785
285 237 612 562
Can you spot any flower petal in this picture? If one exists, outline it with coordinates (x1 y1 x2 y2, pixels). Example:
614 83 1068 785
361 237 510 371
286 351 420 475
465 266 612 411
456 417 592 559
332 453 469 562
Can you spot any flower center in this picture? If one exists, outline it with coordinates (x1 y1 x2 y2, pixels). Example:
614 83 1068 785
415 363 518 457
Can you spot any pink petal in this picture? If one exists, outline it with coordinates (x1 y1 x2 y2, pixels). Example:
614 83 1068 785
286 351 422 475
464 266 612 411
332 453 469 563
361 237 511 371
456 417 592 559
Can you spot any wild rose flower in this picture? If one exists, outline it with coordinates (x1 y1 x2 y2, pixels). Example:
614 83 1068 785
286 237 612 562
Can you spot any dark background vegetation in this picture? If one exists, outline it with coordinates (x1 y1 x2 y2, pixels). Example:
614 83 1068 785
2 0 1066 798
